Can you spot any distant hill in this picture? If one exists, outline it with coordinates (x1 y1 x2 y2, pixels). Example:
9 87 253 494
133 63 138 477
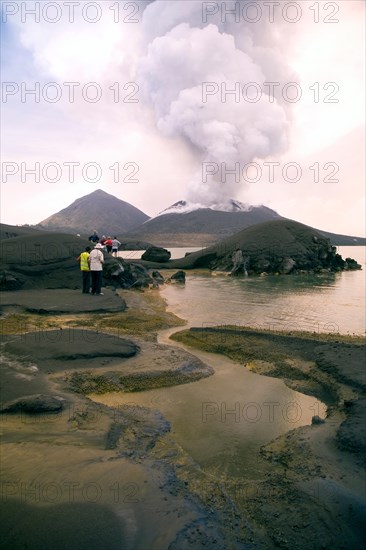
316 230 365 246
124 200 365 247
124 202 284 247
37 189 149 235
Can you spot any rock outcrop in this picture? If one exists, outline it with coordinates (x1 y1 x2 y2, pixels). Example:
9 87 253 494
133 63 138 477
141 246 171 263
1 394 64 414
103 257 153 289
164 220 362 275
170 270 186 283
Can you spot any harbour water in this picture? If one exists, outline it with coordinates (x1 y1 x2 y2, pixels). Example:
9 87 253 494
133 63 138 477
160 246 366 336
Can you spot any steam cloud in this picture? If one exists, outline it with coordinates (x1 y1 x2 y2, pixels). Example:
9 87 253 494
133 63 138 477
139 1 297 208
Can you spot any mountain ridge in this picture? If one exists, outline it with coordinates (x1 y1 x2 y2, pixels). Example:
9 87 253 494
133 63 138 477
14 189 365 247
37 189 149 235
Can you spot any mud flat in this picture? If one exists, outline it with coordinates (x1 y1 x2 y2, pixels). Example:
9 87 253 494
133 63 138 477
171 326 366 548
0 287 365 548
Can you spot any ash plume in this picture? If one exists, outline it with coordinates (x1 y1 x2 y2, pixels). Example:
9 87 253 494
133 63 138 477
139 1 297 207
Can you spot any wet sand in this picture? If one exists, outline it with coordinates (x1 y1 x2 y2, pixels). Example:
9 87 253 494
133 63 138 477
0 287 365 548
171 327 366 548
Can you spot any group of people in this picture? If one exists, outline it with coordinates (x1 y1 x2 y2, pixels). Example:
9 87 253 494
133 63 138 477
77 230 122 295
77 243 105 295
88 231 121 257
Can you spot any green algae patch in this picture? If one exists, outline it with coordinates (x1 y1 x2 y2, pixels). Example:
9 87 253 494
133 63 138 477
0 289 185 342
68 290 185 340
66 366 212 395
0 312 75 335
97 309 183 339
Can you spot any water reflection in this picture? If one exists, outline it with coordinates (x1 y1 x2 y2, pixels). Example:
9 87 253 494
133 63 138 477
162 265 365 335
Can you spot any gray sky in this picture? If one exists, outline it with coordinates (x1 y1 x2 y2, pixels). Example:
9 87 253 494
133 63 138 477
1 1 365 236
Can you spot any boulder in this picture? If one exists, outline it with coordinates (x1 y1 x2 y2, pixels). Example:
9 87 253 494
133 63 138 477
118 241 154 251
170 270 186 283
1 394 64 414
4 329 139 362
141 246 171 263
251 256 271 274
345 258 362 270
151 271 165 284
279 258 296 274
103 257 152 289
311 415 325 425
130 263 154 288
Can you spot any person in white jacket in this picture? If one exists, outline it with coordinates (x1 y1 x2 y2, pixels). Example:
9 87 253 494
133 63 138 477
89 243 105 295
111 237 121 257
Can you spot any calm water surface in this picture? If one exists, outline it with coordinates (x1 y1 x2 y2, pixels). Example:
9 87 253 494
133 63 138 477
160 246 366 336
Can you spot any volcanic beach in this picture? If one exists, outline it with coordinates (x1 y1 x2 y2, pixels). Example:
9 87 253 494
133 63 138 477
1 282 365 549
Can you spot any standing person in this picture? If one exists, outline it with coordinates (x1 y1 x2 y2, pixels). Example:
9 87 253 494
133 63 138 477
111 236 121 257
105 236 113 254
100 235 107 246
77 246 91 293
88 230 99 243
231 247 244 276
89 243 105 295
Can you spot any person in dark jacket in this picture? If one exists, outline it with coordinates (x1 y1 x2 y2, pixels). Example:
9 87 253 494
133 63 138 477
88 230 99 243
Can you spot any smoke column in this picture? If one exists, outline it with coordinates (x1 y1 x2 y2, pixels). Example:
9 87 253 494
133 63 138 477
139 1 297 208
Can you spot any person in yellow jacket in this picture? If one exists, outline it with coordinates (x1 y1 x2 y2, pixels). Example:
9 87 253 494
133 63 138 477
77 246 91 293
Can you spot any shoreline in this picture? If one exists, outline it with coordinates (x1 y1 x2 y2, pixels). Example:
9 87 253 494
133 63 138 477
1 287 365 548
168 324 366 547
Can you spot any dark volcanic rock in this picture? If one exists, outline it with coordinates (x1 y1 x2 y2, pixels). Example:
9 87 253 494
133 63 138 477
311 415 325 425
0 271 23 291
1 394 64 414
151 271 165 284
0 289 126 314
4 329 139 363
279 258 296 274
170 270 186 283
103 257 152 288
119 241 154 251
130 263 154 288
345 257 361 270
0 232 90 290
168 220 362 275
141 246 171 263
